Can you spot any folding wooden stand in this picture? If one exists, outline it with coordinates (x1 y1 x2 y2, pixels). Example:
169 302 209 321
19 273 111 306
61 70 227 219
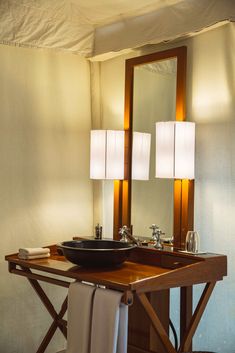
6 245 226 353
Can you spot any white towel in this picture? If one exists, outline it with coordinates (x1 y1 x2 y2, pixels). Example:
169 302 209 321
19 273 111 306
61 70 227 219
67 282 96 353
19 247 50 256
90 288 128 353
18 253 50 260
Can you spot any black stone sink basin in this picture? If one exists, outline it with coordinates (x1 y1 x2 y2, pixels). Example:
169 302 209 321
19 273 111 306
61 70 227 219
57 240 136 267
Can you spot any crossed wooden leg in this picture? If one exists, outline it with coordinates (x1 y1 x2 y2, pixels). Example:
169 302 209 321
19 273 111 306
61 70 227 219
23 268 68 353
137 281 216 353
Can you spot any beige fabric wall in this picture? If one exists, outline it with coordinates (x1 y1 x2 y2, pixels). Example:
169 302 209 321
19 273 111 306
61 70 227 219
0 44 93 352
99 22 235 351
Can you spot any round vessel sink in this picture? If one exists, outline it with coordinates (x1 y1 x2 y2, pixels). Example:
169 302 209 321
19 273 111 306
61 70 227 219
57 240 136 267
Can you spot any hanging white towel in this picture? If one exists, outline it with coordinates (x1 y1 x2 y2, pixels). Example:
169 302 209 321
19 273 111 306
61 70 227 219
67 282 96 353
117 302 128 353
90 288 128 353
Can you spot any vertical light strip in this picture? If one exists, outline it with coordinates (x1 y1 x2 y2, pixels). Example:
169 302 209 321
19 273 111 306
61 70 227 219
132 132 151 180
155 122 175 178
106 130 125 180
155 121 195 179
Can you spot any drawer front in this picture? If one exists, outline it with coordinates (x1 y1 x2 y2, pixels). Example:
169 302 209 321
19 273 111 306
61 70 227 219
161 254 199 269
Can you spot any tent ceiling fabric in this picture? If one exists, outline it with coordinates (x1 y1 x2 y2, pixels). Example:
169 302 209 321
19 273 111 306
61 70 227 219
94 0 235 59
0 0 234 58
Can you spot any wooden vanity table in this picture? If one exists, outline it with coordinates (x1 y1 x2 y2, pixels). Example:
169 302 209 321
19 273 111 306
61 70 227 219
5 245 227 353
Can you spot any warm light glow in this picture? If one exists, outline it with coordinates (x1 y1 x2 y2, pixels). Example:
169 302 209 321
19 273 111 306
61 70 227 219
132 132 151 180
155 121 195 179
191 52 231 123
90 130 124 180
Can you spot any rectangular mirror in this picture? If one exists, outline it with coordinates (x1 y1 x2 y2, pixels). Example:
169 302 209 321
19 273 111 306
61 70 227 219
113 46 194 247
132 58 177 238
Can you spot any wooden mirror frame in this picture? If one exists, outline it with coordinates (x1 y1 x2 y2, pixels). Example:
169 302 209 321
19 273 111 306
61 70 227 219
113 46 194 248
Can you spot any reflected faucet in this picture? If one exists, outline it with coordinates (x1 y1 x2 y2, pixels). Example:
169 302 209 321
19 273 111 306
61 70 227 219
119 225 140 246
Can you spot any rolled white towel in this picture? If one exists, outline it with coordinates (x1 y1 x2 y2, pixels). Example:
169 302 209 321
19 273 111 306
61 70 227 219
18 253 50 260
19 247 50 256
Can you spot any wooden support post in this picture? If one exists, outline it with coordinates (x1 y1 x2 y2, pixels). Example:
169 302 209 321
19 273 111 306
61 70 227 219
113 180 123 240
180 286 193 351
174 180 194 248
179 282 216 353
137 293 176 353
150 290 170 353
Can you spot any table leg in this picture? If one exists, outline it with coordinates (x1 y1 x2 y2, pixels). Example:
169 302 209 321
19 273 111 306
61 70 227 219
137 293 177 353
179 281 216 353
149 290 170 353
22 268 68 352
138 281 216 353
180 286 193 351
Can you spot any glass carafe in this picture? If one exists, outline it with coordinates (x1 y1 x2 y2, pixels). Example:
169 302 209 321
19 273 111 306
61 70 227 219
185 231 200 253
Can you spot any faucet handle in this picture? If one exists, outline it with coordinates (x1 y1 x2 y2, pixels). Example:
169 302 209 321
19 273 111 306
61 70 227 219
149 224 159 231
149 224 160 240
149 224 165 250
119 225 130 243
119 225 128 235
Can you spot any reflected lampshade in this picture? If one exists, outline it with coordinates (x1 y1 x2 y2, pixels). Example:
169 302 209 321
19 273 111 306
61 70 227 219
155 121 195 179
132 132 151 180
90 130 125 180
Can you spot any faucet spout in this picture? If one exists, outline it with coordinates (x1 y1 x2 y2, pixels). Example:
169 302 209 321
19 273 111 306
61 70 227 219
119 225 140 246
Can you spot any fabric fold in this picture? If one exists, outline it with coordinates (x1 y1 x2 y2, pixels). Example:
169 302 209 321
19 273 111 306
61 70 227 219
66 282 96 353
90 288 128 353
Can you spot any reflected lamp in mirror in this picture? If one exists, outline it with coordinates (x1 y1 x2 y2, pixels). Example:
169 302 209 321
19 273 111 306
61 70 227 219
90 130 125 180
155 121 195 179
132 132 151 180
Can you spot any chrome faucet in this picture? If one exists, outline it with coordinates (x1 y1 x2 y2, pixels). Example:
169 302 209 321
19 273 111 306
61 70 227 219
119 225 140 246
149 224 164 250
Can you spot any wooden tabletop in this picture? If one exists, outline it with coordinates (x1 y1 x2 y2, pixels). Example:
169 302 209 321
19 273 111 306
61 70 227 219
5 245 227 293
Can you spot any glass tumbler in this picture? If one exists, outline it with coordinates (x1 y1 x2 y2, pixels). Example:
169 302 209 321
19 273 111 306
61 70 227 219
185 231 200 253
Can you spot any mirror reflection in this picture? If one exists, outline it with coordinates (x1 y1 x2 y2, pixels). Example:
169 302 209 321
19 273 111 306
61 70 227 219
131 58 177 239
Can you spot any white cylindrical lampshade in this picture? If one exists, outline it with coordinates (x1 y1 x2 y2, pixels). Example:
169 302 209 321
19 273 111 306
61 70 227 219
155 121 195 179
174 122 195 179
90 130 106 179
132 132 151 180
90 130 125 180
106 130 125 180
155 122 175 178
